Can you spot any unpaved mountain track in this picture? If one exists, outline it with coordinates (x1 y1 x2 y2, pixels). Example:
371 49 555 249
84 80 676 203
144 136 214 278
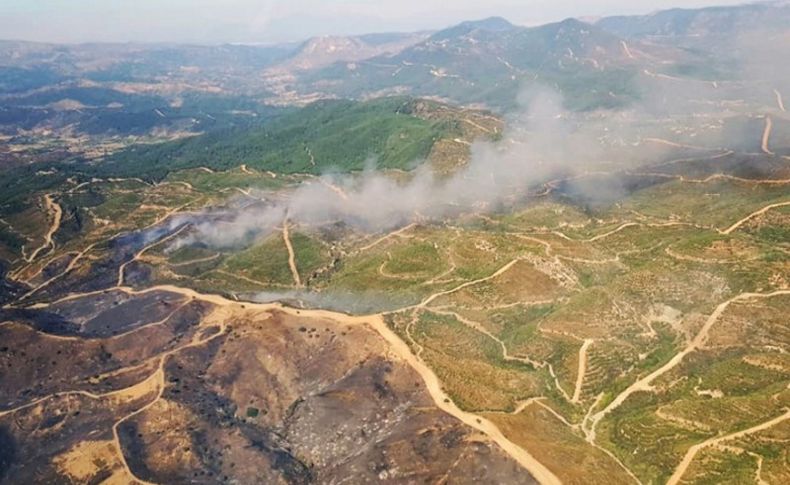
667 409 790 485
117 224 190 286
628 171 790 185
282 220 302 287
572 339 593 404
775 89 786 112
24 194 62 264
462 118 493 134
761 116 774 155
428 308 574 403
641 138 719 151
319 179 349 200
621 41 635 59
417 258 521 308
586 290 790 440
364 312 562 485
16 242 100 302
357 223 416 252
720 200 790 235
429 309 549 370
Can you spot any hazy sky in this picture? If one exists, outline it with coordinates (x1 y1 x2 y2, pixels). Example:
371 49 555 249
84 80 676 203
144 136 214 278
1 0 752 44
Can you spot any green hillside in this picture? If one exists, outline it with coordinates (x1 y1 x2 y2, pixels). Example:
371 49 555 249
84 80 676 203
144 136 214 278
298 18 643 111
101 97 451 179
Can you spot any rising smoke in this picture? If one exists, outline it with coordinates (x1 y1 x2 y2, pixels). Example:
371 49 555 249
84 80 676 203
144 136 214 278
179 87 681 248
179 27 787 250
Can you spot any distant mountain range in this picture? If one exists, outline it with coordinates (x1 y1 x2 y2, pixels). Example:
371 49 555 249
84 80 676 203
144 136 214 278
597 1 790 39
288 16 657 110
275 32 429 71
1 1 789 140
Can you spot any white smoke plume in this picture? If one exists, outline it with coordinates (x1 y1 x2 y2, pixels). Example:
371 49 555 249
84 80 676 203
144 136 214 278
178 87 683 248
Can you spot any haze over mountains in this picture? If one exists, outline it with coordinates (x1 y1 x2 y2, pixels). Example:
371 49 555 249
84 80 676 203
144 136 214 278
1 2 790 484
2 1 789 112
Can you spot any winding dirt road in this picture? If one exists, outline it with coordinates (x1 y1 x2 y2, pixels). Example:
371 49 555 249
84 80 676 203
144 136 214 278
417 258 521 308
363 311 562 485
462 118 493 134
720 200 790 235
667 408 790 485
761 116 774 155
25 194 62 264
585 290 790 440
282 220 302 287
572 339 593 404
357 223 416 252
117 224 190 286
621 41 635 60
775 89 786 112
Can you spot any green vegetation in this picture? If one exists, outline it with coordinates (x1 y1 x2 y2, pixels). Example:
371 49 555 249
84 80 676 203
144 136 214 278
290 232 331 283
0 97 452 209
245 407 260 418
408 311 541 411
222 234 294 287
102 97 451 179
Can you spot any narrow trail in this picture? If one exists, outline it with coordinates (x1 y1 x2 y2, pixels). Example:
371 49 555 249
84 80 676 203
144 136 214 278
0 300 189 344
140 202 194 232
318 179 349 201
663 246 760 265
775 89 786 112
720 200 790 235
417 259 521 308
630 170 790 186
641 138 717 151
656 150 734 168
306 146 316 167
210 269 292 289
13 251 75 285
677 173 790 185
585 290 790 441
462 118 493 134
16 243 99 303
430 309 546 370
621 41 635 59
118 224 190 287
25 194 62 264
357 223 416 252
761 116 774 155
168 253 221 267
429 308 573 403
667 408 790 485
572 339 593 404
549 220 693 244
282 220 302 287
110 370 164 485
587 223 640 243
